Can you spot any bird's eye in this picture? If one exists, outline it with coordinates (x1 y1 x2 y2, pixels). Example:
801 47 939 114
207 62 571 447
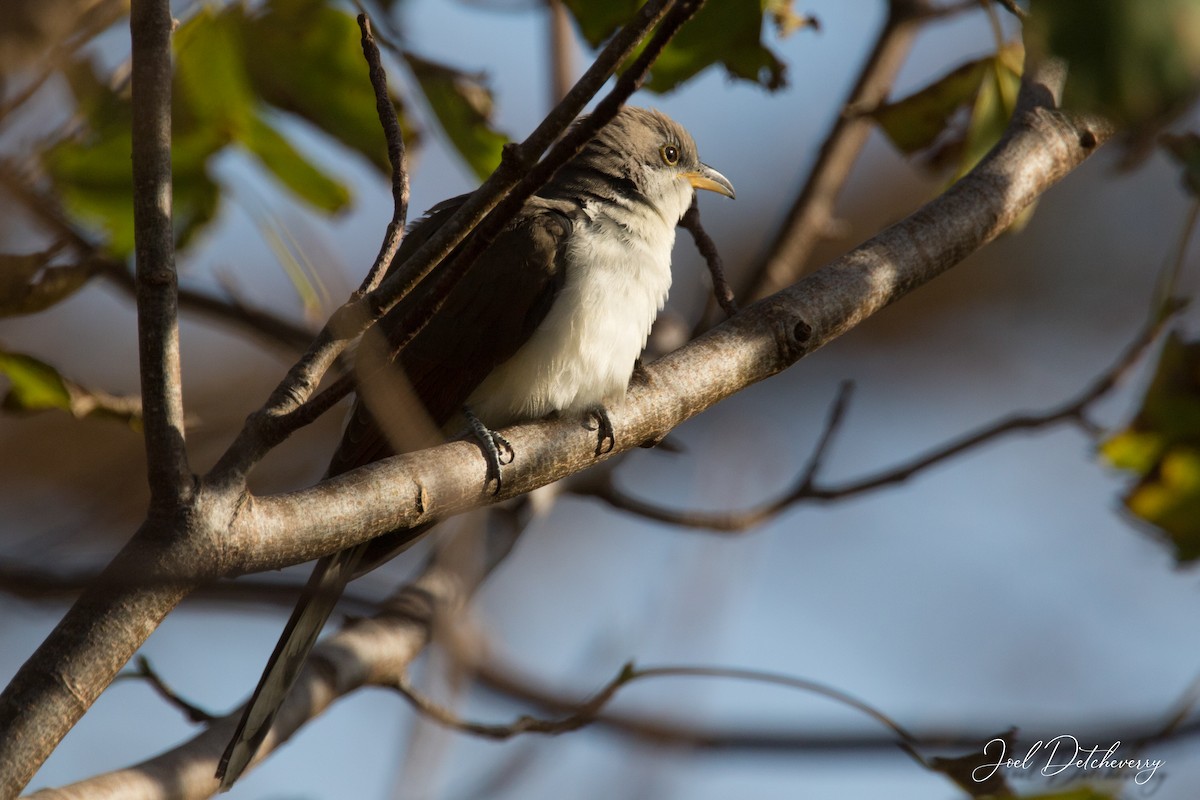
660 144 680 165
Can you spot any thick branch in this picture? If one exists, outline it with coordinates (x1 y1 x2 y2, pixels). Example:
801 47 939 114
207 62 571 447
129 0 190 506
220 62 1111 575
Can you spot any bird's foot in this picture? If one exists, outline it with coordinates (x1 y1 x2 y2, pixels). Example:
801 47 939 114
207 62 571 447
583 405 616 457
464 406 513 494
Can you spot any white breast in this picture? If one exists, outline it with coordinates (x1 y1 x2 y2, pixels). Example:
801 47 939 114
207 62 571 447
466 209 676 427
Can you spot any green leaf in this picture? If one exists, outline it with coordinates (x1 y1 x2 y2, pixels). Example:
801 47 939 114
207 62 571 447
0 351 72 412
874 43 1023 179
405 52 508 181
561 0 790 92
646 0 787 92
242 0 419 175
1027 0 1200 147
874 58 994 155
958 44 1023 190
1102 332 1200 562
173 7 256 128
561 0 642 47
242 115 350 212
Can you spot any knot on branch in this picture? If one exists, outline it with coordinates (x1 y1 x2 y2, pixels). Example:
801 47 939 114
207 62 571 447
771 311 814 367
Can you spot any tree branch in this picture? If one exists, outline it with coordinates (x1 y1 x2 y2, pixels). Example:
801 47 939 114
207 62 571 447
219 61 1110 576
24 514 525 800
587 304 1166 531
353 13 410 297
129 0 190 507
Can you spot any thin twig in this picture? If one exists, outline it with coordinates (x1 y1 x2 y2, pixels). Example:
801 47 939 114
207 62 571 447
680 199 738 317
120 656 218 724
355 13 410 297
590 311 1170 531
401 658 926 764
796 379 854 489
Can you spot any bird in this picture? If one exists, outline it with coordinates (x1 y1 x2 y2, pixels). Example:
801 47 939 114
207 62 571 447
217 105 734 789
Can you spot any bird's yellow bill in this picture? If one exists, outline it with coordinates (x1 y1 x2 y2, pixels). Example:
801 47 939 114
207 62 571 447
685 164 736 199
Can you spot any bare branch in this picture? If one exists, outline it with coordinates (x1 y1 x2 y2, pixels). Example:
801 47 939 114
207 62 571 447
25 515 525 800
394 659 925 768
589 307 1167 532
680 199 738 317
354 13 410 297
120 657 218 724
129 0 190 506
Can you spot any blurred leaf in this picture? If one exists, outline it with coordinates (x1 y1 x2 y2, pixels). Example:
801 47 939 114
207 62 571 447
0 250 94 316
0 350 72 412
44 3 378 257
1161 132 1200 197
927 728 1015 797
1027 0 1200 150
874 43 1023 179
242 115 350 212
765 0 819 37
1102 332 1200 562
0 348 142 425
646 0 787 92
242 0 419 174
561 0 790 92
560 0 641 46
405 52 508 180
173 6 255 127
175 6 351 213
874 58 994 154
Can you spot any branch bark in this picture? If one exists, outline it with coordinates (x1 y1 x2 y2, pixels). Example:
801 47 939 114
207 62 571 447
128 0 190 507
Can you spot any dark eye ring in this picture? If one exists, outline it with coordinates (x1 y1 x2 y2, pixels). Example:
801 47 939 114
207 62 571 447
660 144 680 165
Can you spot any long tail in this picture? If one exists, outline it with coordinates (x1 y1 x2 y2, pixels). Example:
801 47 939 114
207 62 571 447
216 542 369 790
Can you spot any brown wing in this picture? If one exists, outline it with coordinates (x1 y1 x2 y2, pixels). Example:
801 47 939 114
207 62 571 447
328 195 573 477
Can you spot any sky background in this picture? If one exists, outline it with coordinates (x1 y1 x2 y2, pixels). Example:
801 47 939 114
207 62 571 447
2 0 1199 798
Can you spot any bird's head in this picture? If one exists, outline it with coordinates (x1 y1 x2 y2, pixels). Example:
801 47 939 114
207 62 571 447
573 106 735 225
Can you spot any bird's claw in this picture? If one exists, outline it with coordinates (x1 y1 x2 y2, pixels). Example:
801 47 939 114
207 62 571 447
585 406 615 457
464 406 513 495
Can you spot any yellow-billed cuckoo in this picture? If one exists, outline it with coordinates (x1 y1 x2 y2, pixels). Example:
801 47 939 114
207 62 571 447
217 106 734 788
